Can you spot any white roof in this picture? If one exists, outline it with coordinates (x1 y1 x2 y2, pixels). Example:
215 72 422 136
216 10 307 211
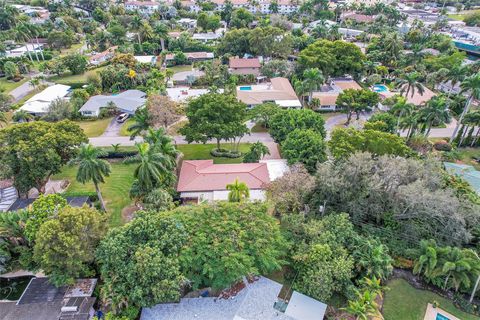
275 100 302 108
260 159 289 181
19 84 71 114
166 87 224 102
6 44 43 58
134 55 157 64
285 291 328 320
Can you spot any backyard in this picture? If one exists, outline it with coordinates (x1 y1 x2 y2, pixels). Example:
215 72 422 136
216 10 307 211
50 66 106 86
382 279 478 320
456 148 480 170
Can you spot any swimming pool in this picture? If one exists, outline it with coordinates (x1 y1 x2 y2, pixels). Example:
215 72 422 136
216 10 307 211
239 86 252 91
373 84 389 93
436 313 450 320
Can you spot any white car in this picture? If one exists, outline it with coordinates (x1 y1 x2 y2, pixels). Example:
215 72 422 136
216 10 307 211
116 113 129 123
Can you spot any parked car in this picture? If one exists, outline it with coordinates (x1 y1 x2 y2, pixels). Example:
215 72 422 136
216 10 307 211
116 113 129 123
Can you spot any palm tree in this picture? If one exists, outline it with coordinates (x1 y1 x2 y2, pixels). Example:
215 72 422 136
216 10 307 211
413 239 438 280
124 142 175 194
14 23 35 62
69 144 111 211
421 97 451 136
143 127 178 161
397 72 425 98
226 178 250 202
128 107 151 139
0 111 7 128
130 15 143 45
383 32 403 64
389 96 415 134
154 22 168 52
450 74 480 142
0 210 29 247
344 289 383 320
12 110 33 122
434 247 473 292
302 68 324 104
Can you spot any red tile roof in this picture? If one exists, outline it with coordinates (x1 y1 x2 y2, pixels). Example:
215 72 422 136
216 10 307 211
177 160 270 192
229 57 261 69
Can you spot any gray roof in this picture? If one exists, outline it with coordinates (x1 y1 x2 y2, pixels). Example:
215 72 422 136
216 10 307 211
79 90 146 114
284 292 327 320
141 276 326 320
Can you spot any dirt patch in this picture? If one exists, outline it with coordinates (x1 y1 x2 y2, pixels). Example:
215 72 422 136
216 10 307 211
121 205 139 223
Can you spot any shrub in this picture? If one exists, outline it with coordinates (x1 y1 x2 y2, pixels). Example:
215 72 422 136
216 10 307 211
210 148 242 158
433 140 452 151
407 135 432 155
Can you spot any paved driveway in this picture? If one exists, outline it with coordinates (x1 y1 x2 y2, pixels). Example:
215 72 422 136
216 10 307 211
102 118 124 137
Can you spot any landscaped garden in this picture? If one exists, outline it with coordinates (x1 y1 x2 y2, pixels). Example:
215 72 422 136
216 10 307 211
50 66 106 86
383 279 478 320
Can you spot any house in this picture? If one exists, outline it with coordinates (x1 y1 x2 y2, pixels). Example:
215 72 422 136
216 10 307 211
5 43 44 58
444 162 480 194
134 55 158 65
141 276 327 320
7 196 91 212
341 13 376 23
177 159 287 203
164 52 215 64
79 90 146 117
89 46 117 65
124 1 160 15
166 87 224 103
210 0 300 14
378 86 436 106
18 84 71 116
0 180 17 212
0 278 97 320
171 69 205 85
11 4 50 24
236 77 302 108
180 1 201 12
229 57 261 76
311 78 363 111
177 18 197 29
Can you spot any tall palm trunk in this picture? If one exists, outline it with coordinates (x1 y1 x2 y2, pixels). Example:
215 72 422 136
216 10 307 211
160 38 165 51
36 37 44 60
458 125 469 147
470 274 480 303
471 127 480 147
451 96 473 142
24 44 34 62
95 182 107 211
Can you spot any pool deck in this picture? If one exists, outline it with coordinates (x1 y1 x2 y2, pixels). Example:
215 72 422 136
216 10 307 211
424 303 460 320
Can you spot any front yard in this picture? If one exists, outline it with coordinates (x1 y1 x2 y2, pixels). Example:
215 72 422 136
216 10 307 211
382 279 478 320
50 66 106 86
0 77 27 93
75 117 112 137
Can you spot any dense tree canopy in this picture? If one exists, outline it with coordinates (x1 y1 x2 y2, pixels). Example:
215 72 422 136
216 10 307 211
269 109 326 143
282 129 327 173
0 121 87 195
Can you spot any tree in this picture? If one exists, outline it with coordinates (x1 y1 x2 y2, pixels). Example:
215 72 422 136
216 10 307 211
260 59 294 78
365 113 397 133
125 142 176 197
450 73 480 142
154 22 168 51
3 61 19 79
226 178 250 202
269 109 326 143
352 238 393 281
96 213 187 311
388 96 415 134
0 121 88 195
282 129 327 173
43 98 74 122
146 95 182 129
464 11 480 26
34 206 106 286
230 8 254 29
420 96 451 136
171 202 287 289
197 12 221 31
143 188 174 211
266 164 315 215
336 89 379 125
62 54 88 75
248 102 280 127
302 68 324 103
243 141 270 163
11 110 33 122
128 107 151 139
344 289 383 320
69 144 111 212
397 72 425 98
180 93 248 151
298 40 365 77
329 128 410 160
248 27 293 58
0 90 13 112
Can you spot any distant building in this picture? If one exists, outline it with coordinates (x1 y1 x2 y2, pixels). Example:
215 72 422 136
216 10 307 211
134 55 158 65
210 0 300 14
166 87 224 102
0 278 97 320
124 1 160 15
164 51 215 64
18 84 71 116
229 57 261 76
5 43 44 59
236 77 302 108
79 90 146 117
88 46 117 65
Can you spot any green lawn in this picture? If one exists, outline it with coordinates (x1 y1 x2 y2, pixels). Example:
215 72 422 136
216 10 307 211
0 77 27 93
456 147 480 170
448 10 479 20
382 279 479 320
167 64 192 74
50 66 106 86
119 118 134 136
251 123 268 133
177 143 251 164
75 117 112 137
52 162 136 227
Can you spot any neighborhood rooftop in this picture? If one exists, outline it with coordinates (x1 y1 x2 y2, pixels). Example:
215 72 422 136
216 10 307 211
79 89 146 117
